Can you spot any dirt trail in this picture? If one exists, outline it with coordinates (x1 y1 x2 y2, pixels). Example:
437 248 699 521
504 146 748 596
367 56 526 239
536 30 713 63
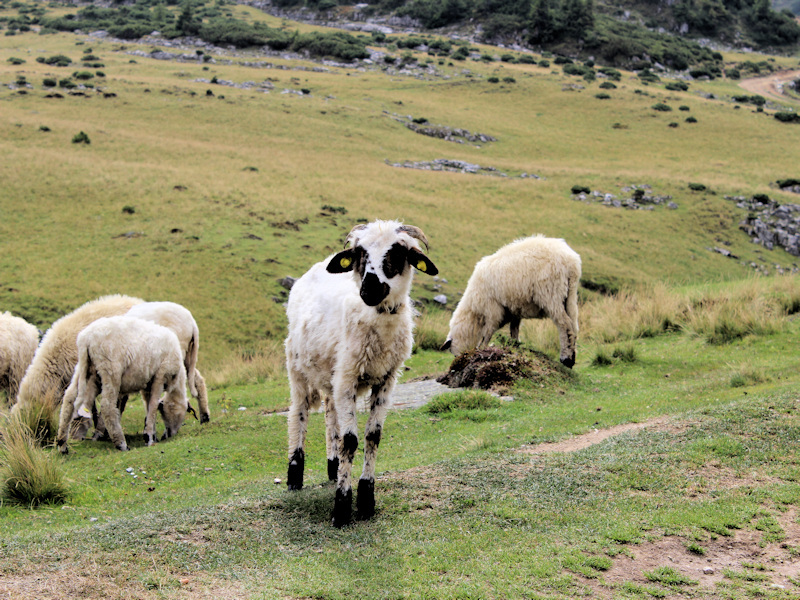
738 69 800 103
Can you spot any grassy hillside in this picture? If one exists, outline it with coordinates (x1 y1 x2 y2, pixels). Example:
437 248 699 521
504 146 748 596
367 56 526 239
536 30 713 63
2 5 800 370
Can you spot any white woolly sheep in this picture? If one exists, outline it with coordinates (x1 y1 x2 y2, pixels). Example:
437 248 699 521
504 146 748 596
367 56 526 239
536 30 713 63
125 301 209 423
442 235 581 368
0 312 39 403
56 316 188 453
14 294 144 412
285 220 438 527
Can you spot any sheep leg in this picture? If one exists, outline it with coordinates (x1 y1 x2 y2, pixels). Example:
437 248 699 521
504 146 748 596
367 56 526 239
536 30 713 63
324 397 340 481
286 370 311 491
332 383 358 528
99 378 127 451
56 376 81 454
92 393 128 441
357 378 393 521
143 377 164 446
193 368 210 423
509 315 521 340
551 302 577 368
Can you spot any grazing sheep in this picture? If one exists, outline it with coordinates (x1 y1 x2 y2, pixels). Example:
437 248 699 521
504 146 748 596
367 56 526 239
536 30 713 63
285 220 438 527
442 235 581 368
125 301 209 423
56 316 188 453
15 295 144 411
0 312 40 403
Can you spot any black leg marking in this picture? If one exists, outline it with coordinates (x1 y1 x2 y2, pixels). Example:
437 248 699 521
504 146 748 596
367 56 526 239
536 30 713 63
287 448 305 490
342 431 358 457
332 487 353 528
327 457 339 481
143 432 152 445
560 353 576 369
356 478 375 520
365 426 382 447
200 412 210 424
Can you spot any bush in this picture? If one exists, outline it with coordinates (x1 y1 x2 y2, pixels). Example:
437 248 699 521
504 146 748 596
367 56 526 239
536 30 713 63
72 71 93 80
36 54 71 67
777 178 800 188
652 103 672 111
72 131 90 144
686 116 698 123
775 112 800 123
688 182 707 191
599 81 617 89
518 54 536 64
572 184 591 194
502 77 516 84
487 76 499 83
7 57 25 65
665 81 689 91
595 92 611 99
679 105 690 111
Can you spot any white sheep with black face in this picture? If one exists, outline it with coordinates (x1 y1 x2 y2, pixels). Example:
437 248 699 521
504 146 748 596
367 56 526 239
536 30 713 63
284 220 438 527
56 316 188 454
442 235 581 368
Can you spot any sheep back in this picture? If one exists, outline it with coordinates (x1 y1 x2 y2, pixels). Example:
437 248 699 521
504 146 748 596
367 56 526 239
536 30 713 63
15 294 144 408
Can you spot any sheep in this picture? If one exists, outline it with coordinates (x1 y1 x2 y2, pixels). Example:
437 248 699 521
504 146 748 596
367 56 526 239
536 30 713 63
285 220 438 527
0 312 40 403
125 301 209 423
56 316 188 453
14 294 144 412
441 235 581 368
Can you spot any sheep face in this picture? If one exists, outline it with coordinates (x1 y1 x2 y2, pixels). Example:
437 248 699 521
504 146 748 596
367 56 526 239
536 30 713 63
158 370 188 441
326 222 438 308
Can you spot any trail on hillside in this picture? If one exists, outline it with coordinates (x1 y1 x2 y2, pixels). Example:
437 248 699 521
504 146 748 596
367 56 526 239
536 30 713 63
738 69 800 103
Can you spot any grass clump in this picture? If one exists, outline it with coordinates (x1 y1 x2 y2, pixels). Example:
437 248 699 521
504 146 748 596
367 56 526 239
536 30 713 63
0 410 69 507
424 390 501 414
644 566 698 586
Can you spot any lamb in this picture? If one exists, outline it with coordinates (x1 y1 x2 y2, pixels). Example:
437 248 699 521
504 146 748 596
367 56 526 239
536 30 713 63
125 301 209 423
0 312 40 403
56 316 188 453
285 220 438 527
14 294 144 412
442 235 581 368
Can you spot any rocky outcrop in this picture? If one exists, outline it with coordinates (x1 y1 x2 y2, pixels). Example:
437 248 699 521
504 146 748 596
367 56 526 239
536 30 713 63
385 158 542 179
732 195 800 256
572 185 678 210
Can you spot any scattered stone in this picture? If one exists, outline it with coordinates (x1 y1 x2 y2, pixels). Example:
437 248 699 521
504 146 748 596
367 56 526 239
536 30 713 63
572 184 675 210
386 158 542 180
703 567 715 575
433 294 447 305
279 276 296 290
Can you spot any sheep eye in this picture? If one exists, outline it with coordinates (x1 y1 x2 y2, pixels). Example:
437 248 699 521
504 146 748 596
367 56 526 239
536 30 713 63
382 243 407 279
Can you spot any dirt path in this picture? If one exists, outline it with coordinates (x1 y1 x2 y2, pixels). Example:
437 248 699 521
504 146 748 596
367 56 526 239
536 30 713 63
738 68 800 103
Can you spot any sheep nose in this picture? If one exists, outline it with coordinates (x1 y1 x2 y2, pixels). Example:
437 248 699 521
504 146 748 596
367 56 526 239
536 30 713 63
360 272 390 306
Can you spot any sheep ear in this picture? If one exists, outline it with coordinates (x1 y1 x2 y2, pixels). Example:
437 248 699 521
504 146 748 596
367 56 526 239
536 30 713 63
327 250 355 273
440 339 452 352
408 248 438 276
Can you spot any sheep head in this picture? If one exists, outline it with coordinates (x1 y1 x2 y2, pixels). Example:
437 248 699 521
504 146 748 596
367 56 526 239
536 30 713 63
327 221 438 308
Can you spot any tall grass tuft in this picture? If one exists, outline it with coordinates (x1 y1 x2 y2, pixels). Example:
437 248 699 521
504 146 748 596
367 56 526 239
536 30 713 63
0 411 69 507
13 391 60 445
413 308 450 352
206 340 286 387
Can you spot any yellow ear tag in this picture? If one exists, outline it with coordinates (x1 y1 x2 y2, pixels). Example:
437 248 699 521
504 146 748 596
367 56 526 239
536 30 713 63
416 260 427 272
340 257 352 269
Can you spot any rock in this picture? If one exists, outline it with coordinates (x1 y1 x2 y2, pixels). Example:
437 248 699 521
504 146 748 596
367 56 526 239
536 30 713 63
433 294 447 305
279 276 297 290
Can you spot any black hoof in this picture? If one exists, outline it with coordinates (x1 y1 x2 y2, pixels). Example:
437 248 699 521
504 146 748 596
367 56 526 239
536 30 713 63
327 457 339 481
200 412 210 424
356 478 375 520
287 448 305 490
560 354 575 369
331 488 352 528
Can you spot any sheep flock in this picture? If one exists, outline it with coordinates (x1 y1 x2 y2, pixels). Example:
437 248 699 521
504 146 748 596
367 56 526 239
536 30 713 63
1 221 581 527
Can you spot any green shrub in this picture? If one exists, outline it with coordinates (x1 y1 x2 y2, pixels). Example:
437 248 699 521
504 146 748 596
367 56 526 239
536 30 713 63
42 77 57 87
36 54 72 66
774 112 800 123
72 70 93 80
571 184 591 194
592 350 613 366
7 56 25 65
539 59 550 68
612 345 637 363
595 93 611 99
502 77 516 84
487 76 499 83
72 131 90 144
58 78 75 89
518 54 536 64
599 81 616 89
424 390 501 415
688 182 706 191
665 81 689 91
679 105 690 111
652 103 672 111
686 116 698 123
777 178 800 188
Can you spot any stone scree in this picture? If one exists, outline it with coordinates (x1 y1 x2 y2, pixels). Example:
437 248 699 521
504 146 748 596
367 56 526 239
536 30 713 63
572 185 678 210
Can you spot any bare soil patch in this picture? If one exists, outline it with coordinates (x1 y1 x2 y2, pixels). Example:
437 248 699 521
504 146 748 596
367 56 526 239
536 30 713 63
739 69 800 104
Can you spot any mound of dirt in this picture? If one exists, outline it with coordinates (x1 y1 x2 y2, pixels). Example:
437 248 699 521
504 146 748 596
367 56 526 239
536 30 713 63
436 345 569 393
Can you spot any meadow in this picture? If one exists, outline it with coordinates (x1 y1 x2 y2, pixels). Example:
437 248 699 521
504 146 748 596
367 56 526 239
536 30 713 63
2 3 800 598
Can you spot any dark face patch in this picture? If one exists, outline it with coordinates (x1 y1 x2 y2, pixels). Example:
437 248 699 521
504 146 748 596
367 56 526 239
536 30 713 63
353 246 367 276
382 243 408 279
